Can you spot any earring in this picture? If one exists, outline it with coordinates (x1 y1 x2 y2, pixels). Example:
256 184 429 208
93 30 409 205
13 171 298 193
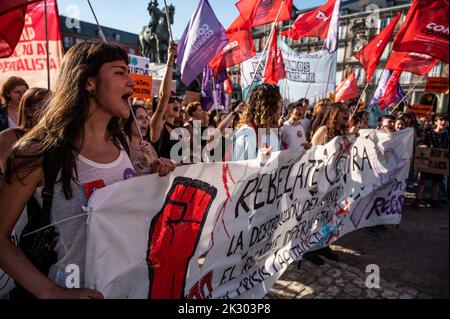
89 90 96 98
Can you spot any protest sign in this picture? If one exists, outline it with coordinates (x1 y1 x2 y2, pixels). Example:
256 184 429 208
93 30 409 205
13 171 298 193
412 104 434 118
128 54 153 100
241 42 336 103
85 128 414 299
0 0 63 89
414 147 449 175
425 77 449 93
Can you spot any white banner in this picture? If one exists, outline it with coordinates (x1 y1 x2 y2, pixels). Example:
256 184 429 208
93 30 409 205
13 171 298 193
85 128 414 299
241 42 336 103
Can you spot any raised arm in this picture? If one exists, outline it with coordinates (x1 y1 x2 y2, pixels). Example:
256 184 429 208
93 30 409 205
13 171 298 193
150 42 177 143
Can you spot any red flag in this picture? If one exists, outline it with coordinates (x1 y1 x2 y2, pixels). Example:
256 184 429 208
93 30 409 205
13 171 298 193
224 76 233 95
208 27 256 77
263 27 286 84
281 0 335 40
230 0 292 32
379 70 402 111
0 0 64 87
0 0 42 58
335 71 359 102
393 0 449 64
385 51 439 76
354 12 401 83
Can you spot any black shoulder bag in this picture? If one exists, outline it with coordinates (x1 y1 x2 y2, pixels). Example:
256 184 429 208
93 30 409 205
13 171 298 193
11 150 60 299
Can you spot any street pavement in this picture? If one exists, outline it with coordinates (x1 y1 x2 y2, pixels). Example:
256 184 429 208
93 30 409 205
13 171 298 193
267 192 449 299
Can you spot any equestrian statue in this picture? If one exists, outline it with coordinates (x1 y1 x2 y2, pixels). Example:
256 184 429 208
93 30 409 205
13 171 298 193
139 0 174 63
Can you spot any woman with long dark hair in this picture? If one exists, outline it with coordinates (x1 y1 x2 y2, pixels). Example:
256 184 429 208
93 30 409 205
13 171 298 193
0 42 173 298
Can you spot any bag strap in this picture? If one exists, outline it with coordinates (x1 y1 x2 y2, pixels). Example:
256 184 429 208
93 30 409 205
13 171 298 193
39 149 61 224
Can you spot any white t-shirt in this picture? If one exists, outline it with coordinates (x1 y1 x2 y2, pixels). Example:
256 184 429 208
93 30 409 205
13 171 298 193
281 121 306 150
232 124 280 161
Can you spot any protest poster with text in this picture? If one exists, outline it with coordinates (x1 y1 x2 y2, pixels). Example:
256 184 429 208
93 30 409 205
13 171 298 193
241 42 336 103
0 0 63 89
85 128 414 299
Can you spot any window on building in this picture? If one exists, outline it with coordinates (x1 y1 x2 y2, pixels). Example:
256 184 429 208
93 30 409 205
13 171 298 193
427 63 441 78
336 70 343 83
63 36 72 48
399 72 412 85
337 47 345 63
339 25 347 40
75 38 84 44
114 33 121 41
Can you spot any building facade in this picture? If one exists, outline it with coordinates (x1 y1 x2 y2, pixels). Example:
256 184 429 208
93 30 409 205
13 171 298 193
59 15 141 56
230 0 448 113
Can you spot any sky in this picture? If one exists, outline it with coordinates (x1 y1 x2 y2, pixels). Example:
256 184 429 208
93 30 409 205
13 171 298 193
56 0 327 40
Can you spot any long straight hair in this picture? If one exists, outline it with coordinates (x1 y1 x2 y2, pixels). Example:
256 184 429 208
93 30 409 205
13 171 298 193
5 42 129 199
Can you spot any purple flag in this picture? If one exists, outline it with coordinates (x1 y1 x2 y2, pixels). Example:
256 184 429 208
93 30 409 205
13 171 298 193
325 0 341 53
201 66 227 111
370 70 404 108
176 0 228 86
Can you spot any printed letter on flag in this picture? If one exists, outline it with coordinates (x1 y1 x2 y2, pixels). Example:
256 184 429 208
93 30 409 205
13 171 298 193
393 0 449 64
233 0 292 30
385 51 439 76
281 0 335 40
176 0 228 86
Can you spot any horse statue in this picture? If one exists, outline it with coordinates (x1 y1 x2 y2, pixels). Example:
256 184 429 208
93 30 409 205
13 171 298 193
139 0 174 63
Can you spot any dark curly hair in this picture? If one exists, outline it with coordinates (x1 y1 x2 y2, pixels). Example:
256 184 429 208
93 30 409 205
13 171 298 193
237 84 281 129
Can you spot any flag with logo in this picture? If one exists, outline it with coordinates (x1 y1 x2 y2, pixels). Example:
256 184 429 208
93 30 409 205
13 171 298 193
263 27 286 85
393 0 449 64
281 0 336 40
379 70 404 111
176 0 228 86
385 51 439 76
208 26 255 77
354 12 401 83
229 0 292 32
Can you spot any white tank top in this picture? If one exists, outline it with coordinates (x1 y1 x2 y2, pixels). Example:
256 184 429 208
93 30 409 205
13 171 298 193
34 149 136 288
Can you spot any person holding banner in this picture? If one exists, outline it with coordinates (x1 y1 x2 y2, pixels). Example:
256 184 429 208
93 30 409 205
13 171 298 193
304 103 350 265
280 102 311 151
0 41 164 299
415 113 449 209
232 84 282 161
123 105 175 176
0 77 29 132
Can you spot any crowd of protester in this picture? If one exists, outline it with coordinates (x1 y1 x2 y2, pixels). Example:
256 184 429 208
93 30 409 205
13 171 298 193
0 41 448 298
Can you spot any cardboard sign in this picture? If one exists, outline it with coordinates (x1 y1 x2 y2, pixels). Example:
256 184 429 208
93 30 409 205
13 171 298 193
183 90 201 106
414 147 449 175
412 104 433 118
425 77 449 93
130 74 152 100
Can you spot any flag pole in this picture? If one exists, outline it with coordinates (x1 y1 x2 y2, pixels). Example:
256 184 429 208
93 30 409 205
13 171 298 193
87 0 108 43
245 0 286 101
44 0 50 90
163 0 174 42
86 0 145 142
350 81 370 117
388 77 423 114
